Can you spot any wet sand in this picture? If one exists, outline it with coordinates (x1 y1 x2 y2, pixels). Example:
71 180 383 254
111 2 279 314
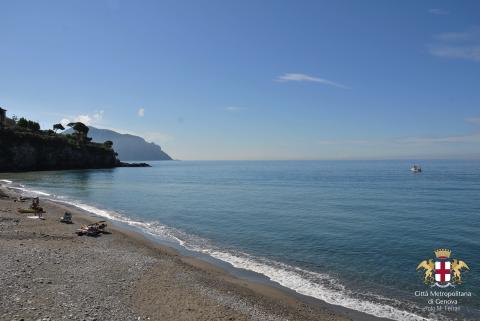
0 186 377 321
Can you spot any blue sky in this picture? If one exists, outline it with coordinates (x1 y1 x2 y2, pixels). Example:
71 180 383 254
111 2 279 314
1 0 479 160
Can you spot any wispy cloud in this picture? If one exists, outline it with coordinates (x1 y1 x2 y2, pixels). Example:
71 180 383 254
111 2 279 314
434 31 473 42
396 133 480 144
428 27 480 62
138 108 145 117
318 139 372 145
319 133 480 146
429 45 480 62
428 8 449 15
276 73 349 89
225 106 242 112
466 117 480 125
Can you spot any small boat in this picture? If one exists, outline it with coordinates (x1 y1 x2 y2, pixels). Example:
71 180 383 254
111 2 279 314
410 164 422 173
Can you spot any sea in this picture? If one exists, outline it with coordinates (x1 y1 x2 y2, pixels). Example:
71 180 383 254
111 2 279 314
1 160 479 320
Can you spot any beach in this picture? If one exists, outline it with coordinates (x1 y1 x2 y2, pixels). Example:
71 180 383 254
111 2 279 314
2 160 478 321
0 185 368 321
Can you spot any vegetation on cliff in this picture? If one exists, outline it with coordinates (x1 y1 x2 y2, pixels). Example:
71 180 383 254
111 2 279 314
0 116 118 172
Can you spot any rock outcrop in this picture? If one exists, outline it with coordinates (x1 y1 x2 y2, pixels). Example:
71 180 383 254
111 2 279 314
0 128 118 172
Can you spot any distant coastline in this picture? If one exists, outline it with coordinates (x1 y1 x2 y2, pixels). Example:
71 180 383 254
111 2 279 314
64 126 172 161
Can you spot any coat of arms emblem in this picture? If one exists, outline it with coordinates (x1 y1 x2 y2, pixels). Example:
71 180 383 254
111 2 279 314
416 249 469 288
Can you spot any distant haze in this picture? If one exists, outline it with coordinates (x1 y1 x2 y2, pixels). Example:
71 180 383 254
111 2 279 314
66 127 172 161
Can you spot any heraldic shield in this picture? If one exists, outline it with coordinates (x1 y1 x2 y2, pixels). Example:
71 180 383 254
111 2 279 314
416 249 470 288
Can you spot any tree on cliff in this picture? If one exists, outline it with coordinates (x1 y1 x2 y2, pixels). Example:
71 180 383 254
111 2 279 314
17 117 28 128
53 123 65 133
17 117 41 132
104 140 113 149
67 122 90 145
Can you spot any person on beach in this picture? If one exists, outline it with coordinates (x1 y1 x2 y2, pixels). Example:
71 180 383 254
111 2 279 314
31 197 42 218
31 197 39 209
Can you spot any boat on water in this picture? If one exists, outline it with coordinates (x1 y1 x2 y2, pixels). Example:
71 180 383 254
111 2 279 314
410 164 422 173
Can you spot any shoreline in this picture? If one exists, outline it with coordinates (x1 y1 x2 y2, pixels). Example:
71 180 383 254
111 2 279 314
0 184 386 321
53 200 391 321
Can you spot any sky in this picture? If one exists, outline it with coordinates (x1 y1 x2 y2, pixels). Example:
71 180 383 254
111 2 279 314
1 0 479 160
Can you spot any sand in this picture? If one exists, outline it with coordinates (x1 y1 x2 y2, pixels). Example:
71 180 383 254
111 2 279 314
0 186 372 321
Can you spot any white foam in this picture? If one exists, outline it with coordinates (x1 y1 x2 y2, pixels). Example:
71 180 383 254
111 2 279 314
0 179 13 184
12 183 435 321
8 186 52 196
203 250 433 321
51 199 185 245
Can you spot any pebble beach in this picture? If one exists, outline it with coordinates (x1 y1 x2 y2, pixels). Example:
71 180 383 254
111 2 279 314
0 186 361 321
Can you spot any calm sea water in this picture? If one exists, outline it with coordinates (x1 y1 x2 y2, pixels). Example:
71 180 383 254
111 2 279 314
2 160 479 320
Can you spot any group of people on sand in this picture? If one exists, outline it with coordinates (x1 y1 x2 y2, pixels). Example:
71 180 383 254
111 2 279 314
16 196 108 235
15 196 45 219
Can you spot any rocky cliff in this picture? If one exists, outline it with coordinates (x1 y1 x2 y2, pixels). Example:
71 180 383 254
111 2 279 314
0 128 118 172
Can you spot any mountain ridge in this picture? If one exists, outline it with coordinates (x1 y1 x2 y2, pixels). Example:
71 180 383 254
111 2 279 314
65 127 173 161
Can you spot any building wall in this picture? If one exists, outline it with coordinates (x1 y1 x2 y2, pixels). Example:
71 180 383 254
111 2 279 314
0 110 6 128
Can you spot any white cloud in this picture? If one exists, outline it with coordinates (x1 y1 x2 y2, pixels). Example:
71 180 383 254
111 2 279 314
428 27 480 62
60 110 105 127
466 117 480 125
428 8 449 15
138 108 145 117
225 106 242 112
60 118 70 126
276 73 349 89
75 115 92 125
